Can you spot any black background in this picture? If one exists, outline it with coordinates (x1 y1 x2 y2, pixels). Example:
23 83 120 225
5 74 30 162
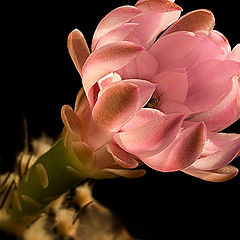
1 1 239 239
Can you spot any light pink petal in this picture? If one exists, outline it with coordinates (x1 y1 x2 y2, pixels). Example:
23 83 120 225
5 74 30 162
94 23 138 49
187 76 240 131
123 79 156 109
106 142 139 169
127 1 182 49
230 44 240 62
201 132 240 157
162 9 215 37
92 81 139 132
117 50 158 80
67 29 90 76
182 165 238 182
98 72 122 92
114 113 184 158
185 60 240 113
150 31 225 72
61 105 82 139
141 122 207 172
208 30 231 58
151 69 188 104
121 108 165 131
101 168 146 178
92 6 141 50
81 41 143 107
190 137 240 171
159 101 192 117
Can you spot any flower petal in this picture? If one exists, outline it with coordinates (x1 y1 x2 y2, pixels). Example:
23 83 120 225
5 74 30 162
185 60 240 113
159 101 192 117
182 165 238 182
81 41 143 107
94 23 138 49
61 105 82 139
187 76 240 131
92 81 139 132
67 29 90 76
121 108 165 131
141 122 207 172
127 0 182 48
162 9 215 36
106 142 139 169
92 6 141 50
151 68 188 104
114 113 184 157
190 137 240 170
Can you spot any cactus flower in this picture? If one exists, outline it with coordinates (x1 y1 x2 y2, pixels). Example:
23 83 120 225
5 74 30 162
64 0 240 182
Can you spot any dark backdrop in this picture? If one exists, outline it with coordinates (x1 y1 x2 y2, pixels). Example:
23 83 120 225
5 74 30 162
1 1 239 239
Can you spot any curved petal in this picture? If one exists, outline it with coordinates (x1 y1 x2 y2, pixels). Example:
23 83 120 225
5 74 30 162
61 105 82 139
159 101 192 117
141 122 207 172
185 60 240 113
123 79 156 109
201 132 240 157
150 31 225 72
151 69 188 104
121 108 165 131
230 44 240 62
94 23 138 49
182 165 238 182
81 41 143 107
67 29 90 76
190 137 240 171
92 6 141 50
106 142 139 169
187 76 240 131
162 9 215 37
127 0 182 48
92 81 139 132
114 113 184 157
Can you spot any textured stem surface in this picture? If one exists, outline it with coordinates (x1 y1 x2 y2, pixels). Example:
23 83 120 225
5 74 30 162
11 139 87 225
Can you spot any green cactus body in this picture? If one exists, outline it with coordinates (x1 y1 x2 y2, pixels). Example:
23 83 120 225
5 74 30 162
11 139 87 225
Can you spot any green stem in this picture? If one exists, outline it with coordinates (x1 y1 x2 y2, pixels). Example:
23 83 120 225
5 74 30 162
11 139 87 225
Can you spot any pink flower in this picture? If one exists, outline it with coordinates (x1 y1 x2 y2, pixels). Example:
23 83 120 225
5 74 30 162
63 0 240 182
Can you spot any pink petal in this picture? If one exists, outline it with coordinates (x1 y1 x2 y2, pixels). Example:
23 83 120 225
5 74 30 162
94 23 138 49
150 31 225 72
127 0 182 49
187 76 240 131
162 9 215 37
185 60 240 113
98 72 122 92
121 108 165 131
190 137 240 171
117 50 158 80
182 165 238 182
230 44 240 62
151 69 188 104
159 101 192 117
124 79 156 109
67 29 90 76
92 6 141 50
114 113 184 158
92 81 139 132
81 41 143 107
201 132 240 157
208 30 231 58
141 122 207 172
106 142 139 169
